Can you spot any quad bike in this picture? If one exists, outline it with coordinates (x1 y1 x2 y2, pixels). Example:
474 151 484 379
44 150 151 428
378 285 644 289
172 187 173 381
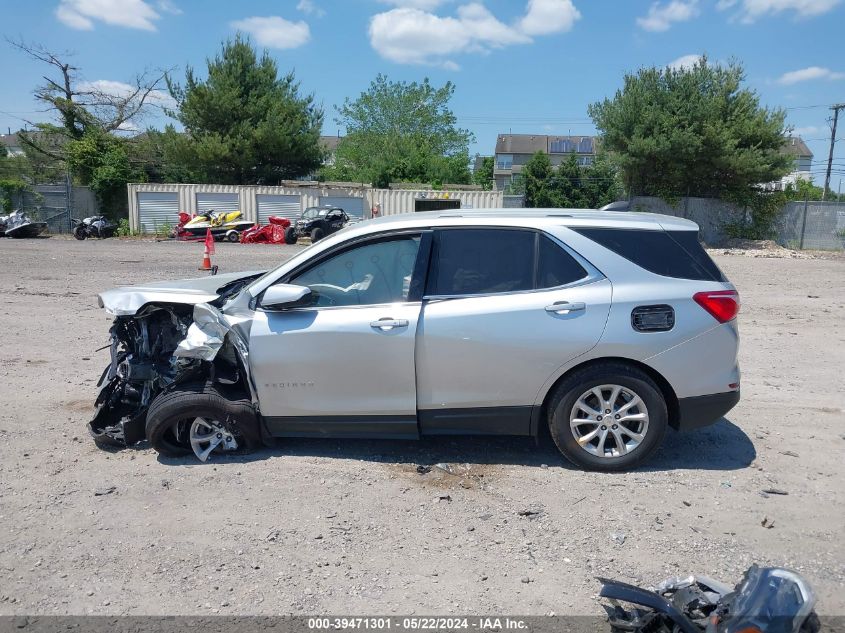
600 565 819 633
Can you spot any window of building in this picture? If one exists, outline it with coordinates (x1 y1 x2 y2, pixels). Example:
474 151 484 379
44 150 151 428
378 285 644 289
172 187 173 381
496 154 513 170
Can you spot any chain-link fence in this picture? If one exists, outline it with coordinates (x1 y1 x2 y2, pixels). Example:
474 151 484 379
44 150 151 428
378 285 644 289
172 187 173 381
12 182 99 234
774 200 845 250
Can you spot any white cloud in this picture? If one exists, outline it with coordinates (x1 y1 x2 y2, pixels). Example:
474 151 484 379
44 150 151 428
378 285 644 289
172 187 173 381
777 66 845 84
519 0 580 36
458 3 532 47
717 0 841 22
369 0 580 68
55 0 163 31
636 0 699 31
377 0 447 8
668 53 704 70
230 16 311 49
296 0 325 17
156 0 181 15
369 8 471 67
77 80 176 108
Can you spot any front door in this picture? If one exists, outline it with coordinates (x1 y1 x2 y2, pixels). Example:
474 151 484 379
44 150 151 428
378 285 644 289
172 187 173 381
249 233 426 438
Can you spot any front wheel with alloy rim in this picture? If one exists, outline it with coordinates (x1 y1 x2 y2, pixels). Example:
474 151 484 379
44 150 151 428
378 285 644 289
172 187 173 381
145 383 262 461
548 363 667 471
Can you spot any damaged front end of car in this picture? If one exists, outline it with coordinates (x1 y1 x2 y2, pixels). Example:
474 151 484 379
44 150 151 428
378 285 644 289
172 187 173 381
87 272 264 456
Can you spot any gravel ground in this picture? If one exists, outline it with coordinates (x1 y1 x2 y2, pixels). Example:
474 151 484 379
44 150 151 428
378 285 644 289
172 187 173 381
0 236 843 616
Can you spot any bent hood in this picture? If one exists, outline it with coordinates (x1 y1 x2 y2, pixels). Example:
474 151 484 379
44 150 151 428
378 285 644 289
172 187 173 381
97 270 264 316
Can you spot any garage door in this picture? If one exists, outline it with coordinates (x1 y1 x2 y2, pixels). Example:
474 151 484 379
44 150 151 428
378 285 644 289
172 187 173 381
319 196 365 218
196 192 240 215
137 192 179 234
257 194 301 224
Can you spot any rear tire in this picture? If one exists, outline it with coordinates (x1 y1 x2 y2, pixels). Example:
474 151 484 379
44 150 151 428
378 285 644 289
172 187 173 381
284 227 297 244
73 226 87 240
145 383 261 459
310 227 324 242
547 363 667 472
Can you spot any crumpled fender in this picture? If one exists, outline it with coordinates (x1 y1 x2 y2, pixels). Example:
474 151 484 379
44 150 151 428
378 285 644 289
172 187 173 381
174 303 258 404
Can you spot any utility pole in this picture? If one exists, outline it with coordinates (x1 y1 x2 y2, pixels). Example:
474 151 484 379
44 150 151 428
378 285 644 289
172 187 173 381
823 103 845 200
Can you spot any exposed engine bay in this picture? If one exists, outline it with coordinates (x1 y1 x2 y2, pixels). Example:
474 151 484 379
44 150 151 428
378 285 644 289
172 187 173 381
87 272 263 457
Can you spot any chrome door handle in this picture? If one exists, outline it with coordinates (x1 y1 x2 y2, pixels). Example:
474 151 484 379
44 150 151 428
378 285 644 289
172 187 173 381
545 301 586 314
370 318 409 330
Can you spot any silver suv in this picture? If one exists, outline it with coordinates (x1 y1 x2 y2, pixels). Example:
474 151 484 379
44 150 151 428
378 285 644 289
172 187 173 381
90 210 740 471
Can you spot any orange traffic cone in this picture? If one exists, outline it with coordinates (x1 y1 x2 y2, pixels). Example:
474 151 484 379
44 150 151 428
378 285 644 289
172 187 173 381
199 227 214 270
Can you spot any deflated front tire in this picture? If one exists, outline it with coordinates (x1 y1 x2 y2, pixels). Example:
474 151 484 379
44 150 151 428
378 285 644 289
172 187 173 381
145 383 262 461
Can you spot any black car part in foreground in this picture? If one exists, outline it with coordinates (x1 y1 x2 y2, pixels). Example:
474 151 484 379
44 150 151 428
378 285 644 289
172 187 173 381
599 565 819 633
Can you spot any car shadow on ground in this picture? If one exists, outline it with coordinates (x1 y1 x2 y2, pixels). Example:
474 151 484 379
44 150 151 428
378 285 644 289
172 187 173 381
155 417 755 472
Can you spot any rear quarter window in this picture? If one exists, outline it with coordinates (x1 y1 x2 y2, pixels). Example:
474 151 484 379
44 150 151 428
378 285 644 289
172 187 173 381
572 227 726 282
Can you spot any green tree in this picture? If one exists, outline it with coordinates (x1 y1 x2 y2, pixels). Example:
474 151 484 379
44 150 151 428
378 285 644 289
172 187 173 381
588 58 791 200
163 35 323 185
324 74 474 187
473 155 494 190
521 151 622 208
65 130 142 214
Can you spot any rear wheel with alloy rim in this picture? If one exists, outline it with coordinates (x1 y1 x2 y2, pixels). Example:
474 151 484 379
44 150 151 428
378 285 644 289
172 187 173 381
548 363 667 471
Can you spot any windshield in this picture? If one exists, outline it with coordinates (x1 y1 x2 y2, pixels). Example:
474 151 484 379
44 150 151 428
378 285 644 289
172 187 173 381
301 207 329 219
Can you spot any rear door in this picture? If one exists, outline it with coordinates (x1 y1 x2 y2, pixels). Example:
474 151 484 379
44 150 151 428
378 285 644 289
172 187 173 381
416 228 612 435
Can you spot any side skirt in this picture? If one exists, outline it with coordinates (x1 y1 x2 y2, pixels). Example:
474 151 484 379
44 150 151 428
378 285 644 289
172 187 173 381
419 406 533 436
263 406 536 439
264 415 419 440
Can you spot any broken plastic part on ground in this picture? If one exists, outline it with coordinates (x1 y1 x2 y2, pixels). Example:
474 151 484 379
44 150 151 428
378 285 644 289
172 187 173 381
599 565 818 633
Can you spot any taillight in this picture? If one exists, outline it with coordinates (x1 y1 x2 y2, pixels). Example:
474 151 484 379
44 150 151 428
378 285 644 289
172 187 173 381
693 290 740 323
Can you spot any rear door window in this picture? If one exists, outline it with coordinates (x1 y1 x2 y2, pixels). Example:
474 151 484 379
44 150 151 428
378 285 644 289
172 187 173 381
572 227 725 281
428 229 589 296
430 229 535 295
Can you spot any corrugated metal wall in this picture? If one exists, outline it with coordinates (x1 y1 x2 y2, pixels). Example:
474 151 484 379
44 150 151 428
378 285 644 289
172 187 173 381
196 192 239 214
319 195 366 217
256 194 301 223
137 192 180 234
127 183 504 233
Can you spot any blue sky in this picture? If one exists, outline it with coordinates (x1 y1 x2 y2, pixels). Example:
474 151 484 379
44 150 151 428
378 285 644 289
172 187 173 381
2 0 844 188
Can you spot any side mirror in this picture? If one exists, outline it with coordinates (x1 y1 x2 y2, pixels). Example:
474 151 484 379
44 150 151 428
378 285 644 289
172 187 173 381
260 284 312 310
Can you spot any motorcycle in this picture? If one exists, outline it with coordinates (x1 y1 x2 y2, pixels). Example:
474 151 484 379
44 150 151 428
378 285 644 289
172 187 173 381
600 565 819 633
180 209 253 242
72 215 117 240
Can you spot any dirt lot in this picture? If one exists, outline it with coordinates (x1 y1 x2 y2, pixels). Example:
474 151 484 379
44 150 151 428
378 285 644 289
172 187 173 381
0 237 843 616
